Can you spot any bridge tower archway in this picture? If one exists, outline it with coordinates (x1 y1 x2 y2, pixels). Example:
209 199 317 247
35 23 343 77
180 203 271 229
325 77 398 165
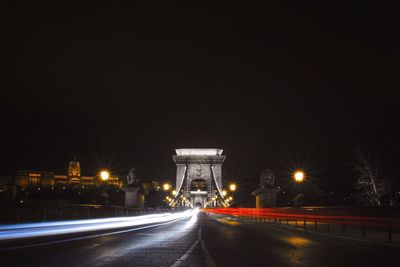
172 149 229 208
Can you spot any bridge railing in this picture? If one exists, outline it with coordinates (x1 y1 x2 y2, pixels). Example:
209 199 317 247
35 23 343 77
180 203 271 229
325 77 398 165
204 207 400 242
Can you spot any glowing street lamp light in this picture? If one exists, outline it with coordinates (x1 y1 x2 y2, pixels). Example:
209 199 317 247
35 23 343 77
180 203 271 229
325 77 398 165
294 171 305 183
229 183 236 191
163 183 171 191
100 170 110 181
222 190 227 197
172 190 177 196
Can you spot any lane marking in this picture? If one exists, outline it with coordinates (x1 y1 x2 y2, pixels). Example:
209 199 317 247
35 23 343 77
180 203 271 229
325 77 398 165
170 239 200 267
199 228 217 267
170 227 217 267
0 217 187 252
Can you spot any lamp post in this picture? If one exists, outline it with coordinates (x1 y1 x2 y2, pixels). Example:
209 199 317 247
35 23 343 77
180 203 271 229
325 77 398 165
161 183 173 207
221 183 237 207
293 170 305 207
229 183 236 192
99 170 110 205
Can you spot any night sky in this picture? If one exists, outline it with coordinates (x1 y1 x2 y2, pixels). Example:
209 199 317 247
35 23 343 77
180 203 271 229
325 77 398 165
2 2 400 198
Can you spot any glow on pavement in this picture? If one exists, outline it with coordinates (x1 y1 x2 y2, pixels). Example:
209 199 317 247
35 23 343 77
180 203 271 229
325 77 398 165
0 209 199 241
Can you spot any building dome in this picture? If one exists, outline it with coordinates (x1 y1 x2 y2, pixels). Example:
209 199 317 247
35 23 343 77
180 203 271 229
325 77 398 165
69 160 80 168
68 156 81 177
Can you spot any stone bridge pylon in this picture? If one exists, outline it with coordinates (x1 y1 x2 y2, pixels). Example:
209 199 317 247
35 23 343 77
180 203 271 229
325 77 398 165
170 149 229 208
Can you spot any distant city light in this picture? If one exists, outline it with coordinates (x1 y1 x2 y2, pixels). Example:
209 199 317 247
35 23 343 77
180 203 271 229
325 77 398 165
163 183 171 191
172 190 177 196
222 190 227 196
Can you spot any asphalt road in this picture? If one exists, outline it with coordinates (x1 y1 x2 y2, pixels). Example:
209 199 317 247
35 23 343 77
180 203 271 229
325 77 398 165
1 212 399 267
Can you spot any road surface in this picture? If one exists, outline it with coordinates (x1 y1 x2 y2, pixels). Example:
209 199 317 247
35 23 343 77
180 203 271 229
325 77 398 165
0 211 399 267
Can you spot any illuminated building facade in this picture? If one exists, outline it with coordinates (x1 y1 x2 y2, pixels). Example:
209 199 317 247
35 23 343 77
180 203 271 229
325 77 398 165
15 170 55 187
68 156 81 184
1 158 123 189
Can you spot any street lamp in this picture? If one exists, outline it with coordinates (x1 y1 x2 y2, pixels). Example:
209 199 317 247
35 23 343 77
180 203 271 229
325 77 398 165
172 190 177 196
222 190 227 197
100 170 110 181
229 183 236 191
294 170 304 183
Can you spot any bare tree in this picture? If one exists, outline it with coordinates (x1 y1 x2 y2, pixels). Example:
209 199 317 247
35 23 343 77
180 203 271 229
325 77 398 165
353 148 387 207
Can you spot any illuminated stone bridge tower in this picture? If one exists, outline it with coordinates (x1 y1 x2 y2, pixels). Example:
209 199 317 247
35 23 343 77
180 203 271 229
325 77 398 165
171 149 229 208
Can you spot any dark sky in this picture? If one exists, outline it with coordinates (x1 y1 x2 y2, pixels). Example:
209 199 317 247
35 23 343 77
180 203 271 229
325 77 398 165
2 2 400 195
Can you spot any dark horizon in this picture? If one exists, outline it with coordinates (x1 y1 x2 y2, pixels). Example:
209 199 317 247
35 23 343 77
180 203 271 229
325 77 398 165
2 2 400 197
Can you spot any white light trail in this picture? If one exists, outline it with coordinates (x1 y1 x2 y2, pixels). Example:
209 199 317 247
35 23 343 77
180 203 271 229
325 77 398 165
0 209 198 241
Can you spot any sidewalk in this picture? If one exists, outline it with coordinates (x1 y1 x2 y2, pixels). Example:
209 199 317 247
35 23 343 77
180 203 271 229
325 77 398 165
236 215 400 245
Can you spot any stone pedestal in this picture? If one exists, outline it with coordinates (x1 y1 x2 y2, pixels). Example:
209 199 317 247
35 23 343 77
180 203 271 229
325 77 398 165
252 188 281 208
123 186 145 208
